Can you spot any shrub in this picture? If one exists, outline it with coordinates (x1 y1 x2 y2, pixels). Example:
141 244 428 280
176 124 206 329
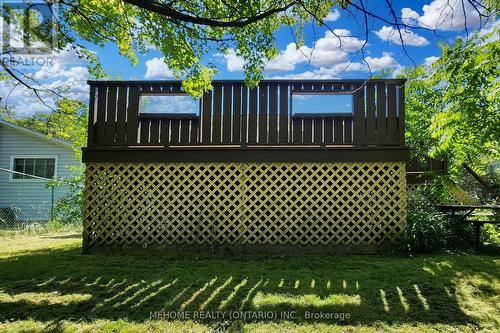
404 206 473 253
48 171 84 226
482 224 500 247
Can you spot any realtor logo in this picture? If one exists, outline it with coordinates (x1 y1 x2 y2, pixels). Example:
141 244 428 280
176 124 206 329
2 0 58 55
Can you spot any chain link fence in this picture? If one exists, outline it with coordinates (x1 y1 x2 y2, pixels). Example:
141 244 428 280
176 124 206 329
0 167 56 229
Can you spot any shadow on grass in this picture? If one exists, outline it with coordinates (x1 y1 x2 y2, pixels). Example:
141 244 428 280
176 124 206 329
0 244 498 327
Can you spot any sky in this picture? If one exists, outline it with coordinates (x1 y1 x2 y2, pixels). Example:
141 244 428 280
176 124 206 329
0 0 498 116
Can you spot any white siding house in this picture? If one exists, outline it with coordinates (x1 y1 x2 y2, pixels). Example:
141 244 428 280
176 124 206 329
0 119 82 221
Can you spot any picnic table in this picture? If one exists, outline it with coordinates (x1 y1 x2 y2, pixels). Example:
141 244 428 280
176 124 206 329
435 204 500 251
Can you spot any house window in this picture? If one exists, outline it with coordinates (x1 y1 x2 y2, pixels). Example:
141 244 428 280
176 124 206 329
139 93 200 115
11 157 56 180
292 93 353 116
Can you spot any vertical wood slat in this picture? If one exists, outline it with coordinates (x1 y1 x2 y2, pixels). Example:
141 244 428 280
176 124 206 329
105 86 117 144
313 118 322 143
365 84 376 143
300 83 314 144
279 83 288 143
258 83 268 143
149 119 160 144
232 84 241 143
201 90 212 143
353 85 365 144
303 118 313 143
324 118 334 143
126 85 140 145
222 84 232 143
95 86 107 144
212 84 223 143
292 83 303 143
240 86 248 146
87 85 96 147
160 119 170 144
386 84 397 144
115 86 127 145
344 118 353 143
398 85 405 145
292 118 302 143
180 119 190 143
170 119 180 143
334 118 343 143
190 119 199 143
376 84 387 145
268 84 278 143
248 87 258 143
140 119 149 143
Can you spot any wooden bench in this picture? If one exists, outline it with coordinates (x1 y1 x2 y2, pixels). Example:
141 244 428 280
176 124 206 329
435 204 500 251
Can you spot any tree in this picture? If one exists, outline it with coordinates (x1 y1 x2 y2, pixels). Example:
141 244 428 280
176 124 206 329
405 26 499 174
0 0 498 99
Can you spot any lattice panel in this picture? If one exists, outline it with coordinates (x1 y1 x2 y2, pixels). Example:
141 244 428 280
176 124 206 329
407 182 478 208
84 162 406 248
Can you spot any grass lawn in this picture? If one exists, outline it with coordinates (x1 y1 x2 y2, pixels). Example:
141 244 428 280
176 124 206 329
0 232 498 332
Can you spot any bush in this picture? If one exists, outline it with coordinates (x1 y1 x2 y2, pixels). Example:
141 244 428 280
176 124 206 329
48 172 84 226
404 206 474 253
482 223 500 247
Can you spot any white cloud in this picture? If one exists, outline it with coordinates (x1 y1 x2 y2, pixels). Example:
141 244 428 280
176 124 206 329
0 69 90 116
401 0 485 31
401 8 420 26
424 56 440 67
0 46 90 116
374 26 429 46
0 74 89 116
225 44 310 72
33 64 88 81
266 43 310 71
315 29 367 52
324 9 340 22
364 52 401 72
224 49 246 72
307 29 365 67
229 27 401 80
144 57 175 79
225 29 366 73
53 47 85 66
267 58 394 80
268 70 333 80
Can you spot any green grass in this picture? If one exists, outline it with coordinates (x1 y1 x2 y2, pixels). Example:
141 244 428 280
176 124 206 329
0 233 499 332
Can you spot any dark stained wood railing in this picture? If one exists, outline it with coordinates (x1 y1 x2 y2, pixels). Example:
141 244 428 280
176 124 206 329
87 79 406 148
407 157 448 183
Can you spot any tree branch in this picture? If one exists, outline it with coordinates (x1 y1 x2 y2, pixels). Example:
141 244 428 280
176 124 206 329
122 0 296 27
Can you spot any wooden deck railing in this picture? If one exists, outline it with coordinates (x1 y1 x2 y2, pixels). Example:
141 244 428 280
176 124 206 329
87 79 406 148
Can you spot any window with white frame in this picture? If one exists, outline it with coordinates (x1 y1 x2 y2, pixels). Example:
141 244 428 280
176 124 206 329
11 156 56 180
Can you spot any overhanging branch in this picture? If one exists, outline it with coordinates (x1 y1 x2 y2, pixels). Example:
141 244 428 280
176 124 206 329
122 0 295 27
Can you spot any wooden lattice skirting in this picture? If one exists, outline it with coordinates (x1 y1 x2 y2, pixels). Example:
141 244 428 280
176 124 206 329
83 162 407 252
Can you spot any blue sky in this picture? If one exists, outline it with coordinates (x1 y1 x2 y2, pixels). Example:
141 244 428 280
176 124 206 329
100 0 491 81
0 0 497 115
